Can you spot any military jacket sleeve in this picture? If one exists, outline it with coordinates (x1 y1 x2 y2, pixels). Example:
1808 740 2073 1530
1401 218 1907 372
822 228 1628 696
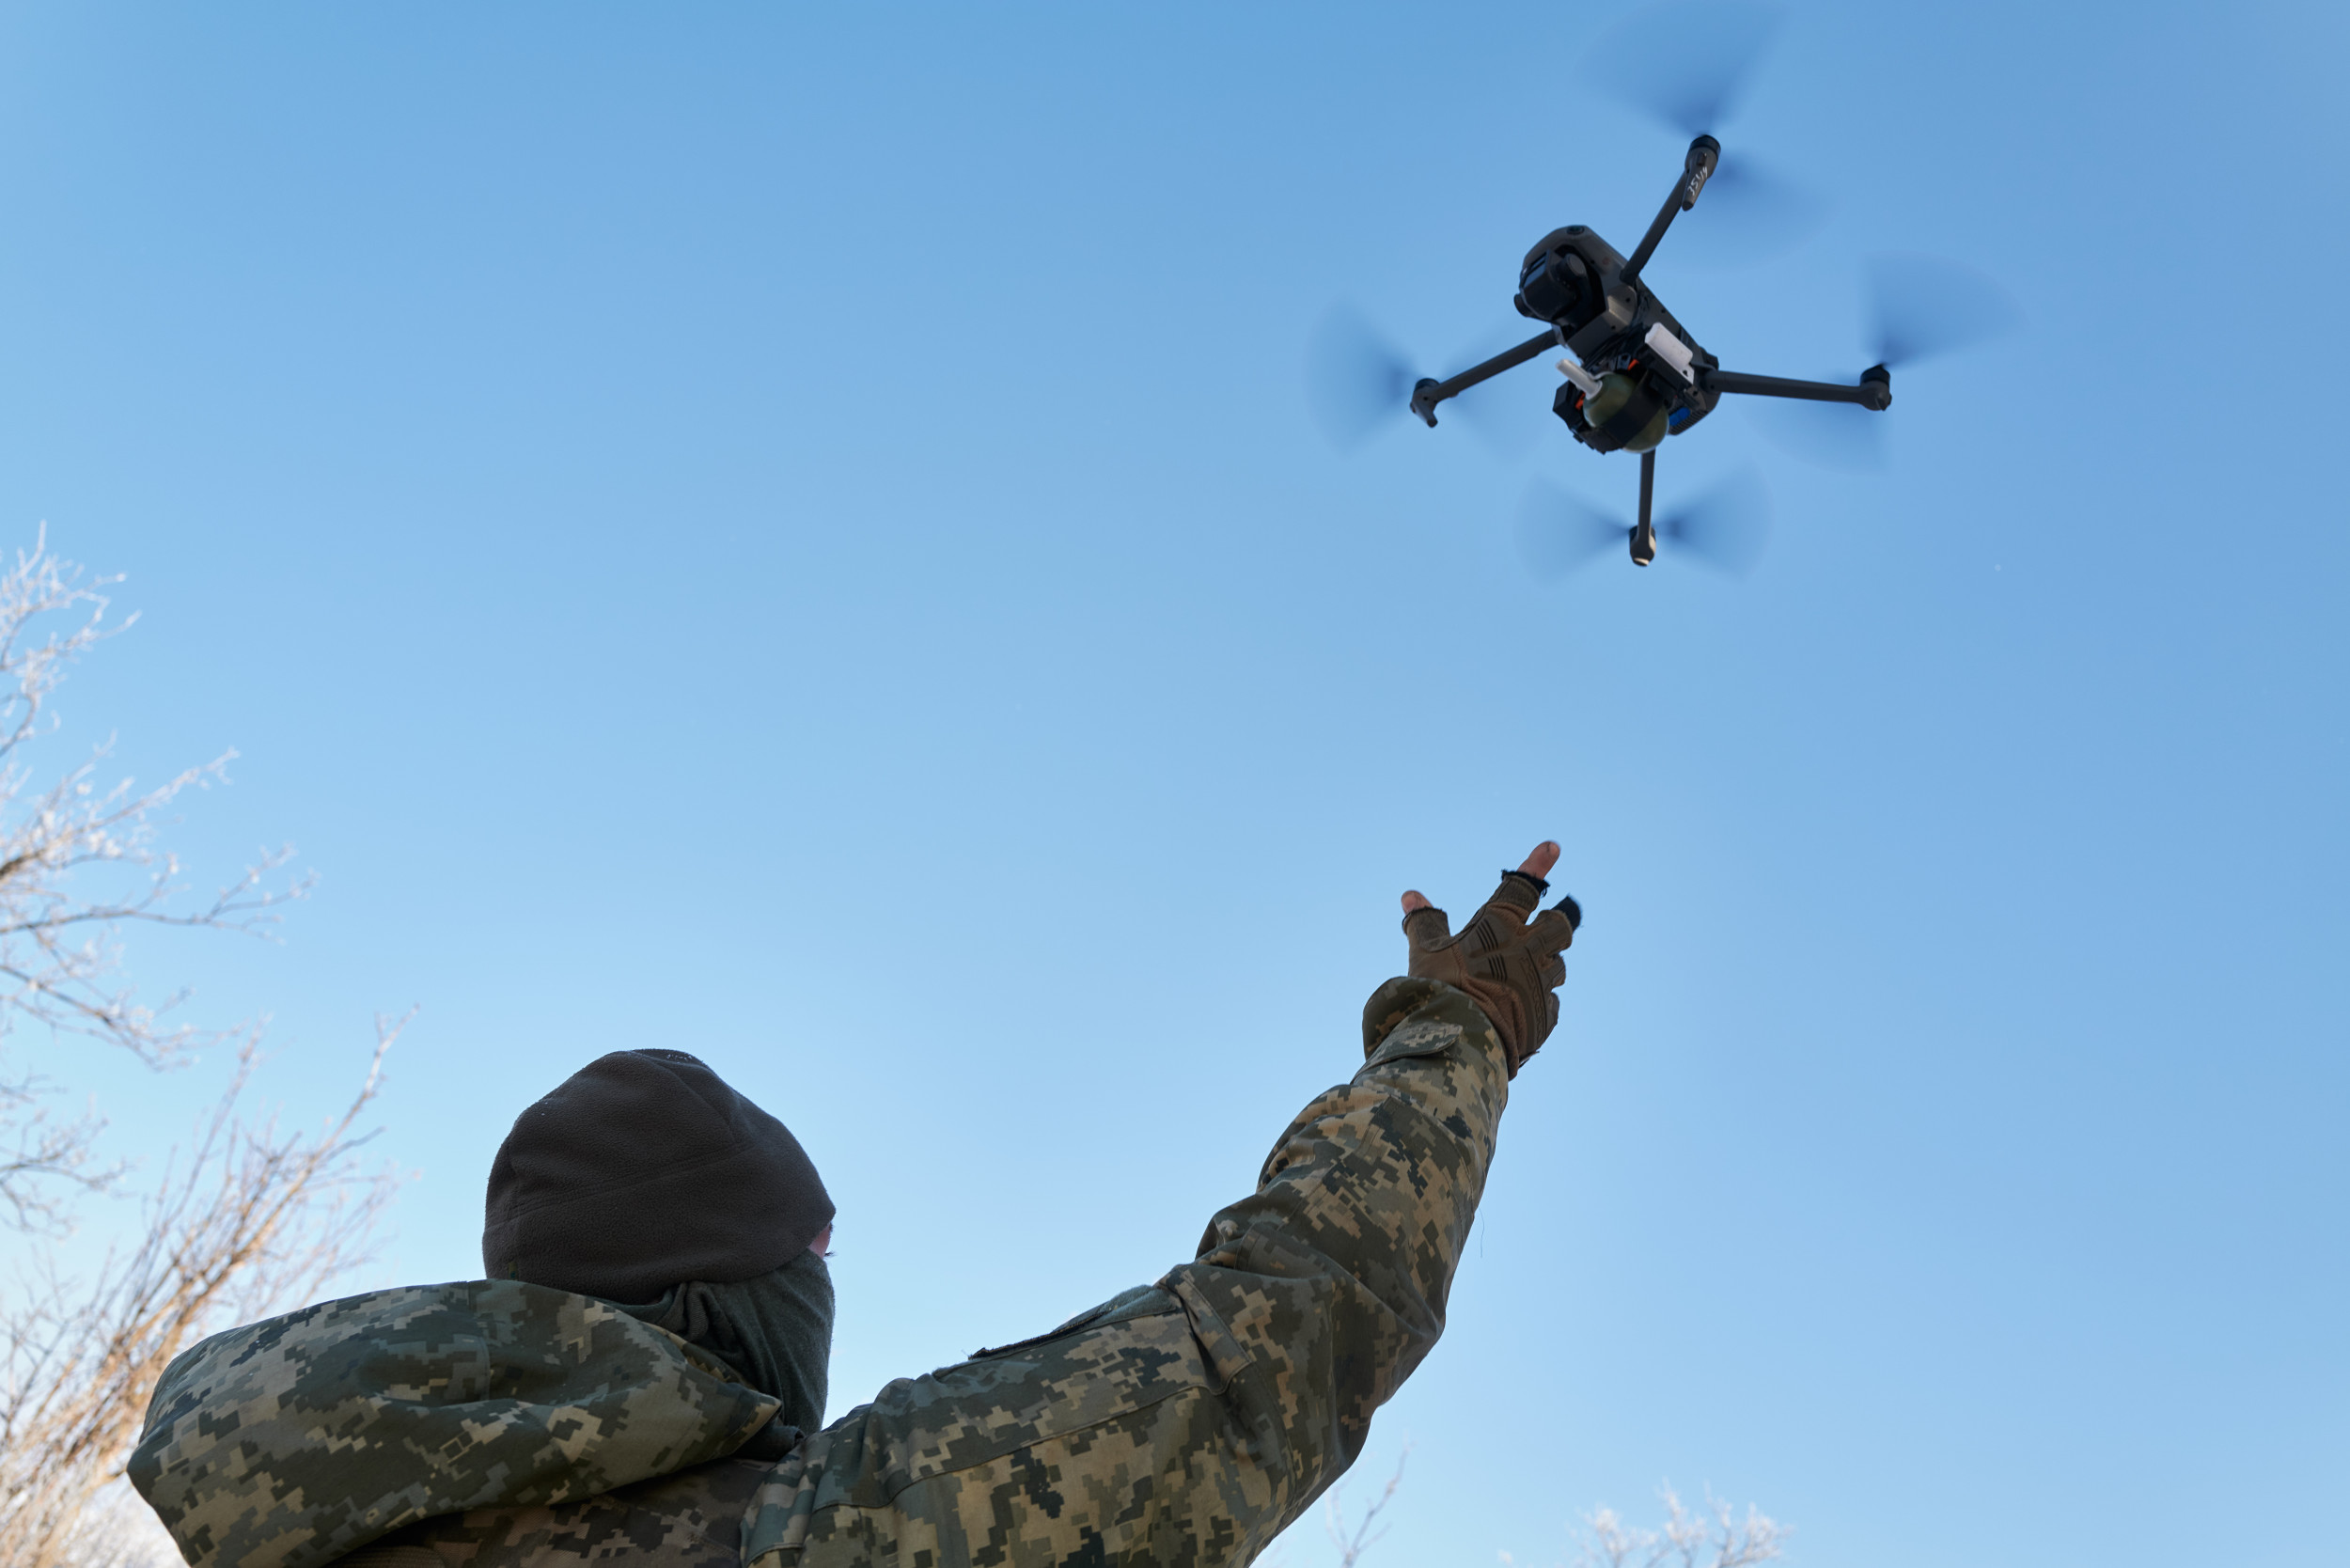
740 975 1511 1568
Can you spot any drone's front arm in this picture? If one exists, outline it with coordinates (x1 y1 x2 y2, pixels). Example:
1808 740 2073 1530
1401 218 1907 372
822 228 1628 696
1620 136 1721 289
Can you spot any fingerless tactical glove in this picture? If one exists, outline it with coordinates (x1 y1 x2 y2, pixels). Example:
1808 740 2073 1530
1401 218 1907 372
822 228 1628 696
1402 870 1580 1075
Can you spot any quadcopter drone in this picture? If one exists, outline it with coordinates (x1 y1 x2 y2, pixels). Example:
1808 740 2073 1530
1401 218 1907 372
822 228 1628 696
1309 2 2017 576
1409 133 1888 569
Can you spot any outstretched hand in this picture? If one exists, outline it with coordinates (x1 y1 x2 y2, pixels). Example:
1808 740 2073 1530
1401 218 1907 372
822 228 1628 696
1397 841 1578 1076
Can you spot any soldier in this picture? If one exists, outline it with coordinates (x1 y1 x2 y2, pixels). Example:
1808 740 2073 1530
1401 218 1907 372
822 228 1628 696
130 842 1581 1568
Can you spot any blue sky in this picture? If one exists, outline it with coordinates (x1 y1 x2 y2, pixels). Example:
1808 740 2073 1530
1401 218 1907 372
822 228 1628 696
3 5 2345 1566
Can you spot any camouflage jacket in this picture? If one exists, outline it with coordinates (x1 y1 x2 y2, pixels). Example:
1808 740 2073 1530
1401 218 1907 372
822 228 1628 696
131 978 1511 1568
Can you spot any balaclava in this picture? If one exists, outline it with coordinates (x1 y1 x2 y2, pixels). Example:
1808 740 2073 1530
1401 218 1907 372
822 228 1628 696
483 1048 835 1435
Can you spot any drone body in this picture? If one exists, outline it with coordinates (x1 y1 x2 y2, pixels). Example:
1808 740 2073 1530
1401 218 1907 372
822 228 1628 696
1519 221 1717 457
1302 3 2020 577
1406 135 1892 567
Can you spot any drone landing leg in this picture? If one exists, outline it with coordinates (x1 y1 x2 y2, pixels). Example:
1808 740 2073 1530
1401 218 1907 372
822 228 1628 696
1631 449 1657 567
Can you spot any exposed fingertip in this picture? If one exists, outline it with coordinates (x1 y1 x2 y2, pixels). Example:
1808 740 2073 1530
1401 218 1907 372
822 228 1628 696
1401 890 1431 913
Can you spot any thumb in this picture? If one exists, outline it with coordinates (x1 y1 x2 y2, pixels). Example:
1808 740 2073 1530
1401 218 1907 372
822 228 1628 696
1402 901 1452 949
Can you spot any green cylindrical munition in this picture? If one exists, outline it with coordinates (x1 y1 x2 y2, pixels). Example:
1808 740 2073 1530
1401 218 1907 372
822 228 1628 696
1581 371 1669 452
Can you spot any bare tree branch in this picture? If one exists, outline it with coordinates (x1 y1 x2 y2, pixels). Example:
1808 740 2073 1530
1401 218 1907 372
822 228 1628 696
0 1014 409 1568
0 531 311 1231
1323 1449 1408 1568
1570 1486 1790 1568
0 531 405 1568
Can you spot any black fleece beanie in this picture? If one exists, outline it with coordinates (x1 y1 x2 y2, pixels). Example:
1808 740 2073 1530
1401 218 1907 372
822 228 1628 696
482 1048 834 1303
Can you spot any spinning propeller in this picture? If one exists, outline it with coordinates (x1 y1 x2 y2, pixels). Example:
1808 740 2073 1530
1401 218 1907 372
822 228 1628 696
1518 463 1773 579
1746 254 2023 471
1587 0 1824 266
1305 310 1548 455
1303 306 1417 450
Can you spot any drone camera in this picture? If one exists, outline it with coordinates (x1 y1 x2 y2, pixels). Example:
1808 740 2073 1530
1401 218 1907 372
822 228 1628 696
1515 246 1592 325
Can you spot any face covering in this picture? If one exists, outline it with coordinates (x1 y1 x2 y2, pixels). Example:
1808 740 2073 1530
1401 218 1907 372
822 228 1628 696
608 1248 833 1448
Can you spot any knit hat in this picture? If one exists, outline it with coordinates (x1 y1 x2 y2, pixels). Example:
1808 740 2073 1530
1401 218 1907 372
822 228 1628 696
482 1048 834 1303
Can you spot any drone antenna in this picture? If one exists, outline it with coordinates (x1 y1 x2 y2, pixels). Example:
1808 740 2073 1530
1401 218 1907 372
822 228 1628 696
1620 136 1720 289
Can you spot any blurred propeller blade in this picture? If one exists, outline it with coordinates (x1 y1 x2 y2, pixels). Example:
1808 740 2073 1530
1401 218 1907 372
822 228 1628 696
1588 0 1783 135
1673 151 1828 266
1742 257 2013 470
1657 465 1774 575
1867 253 2022 368
1305 305 1418 448
1516 478 1630 580
1745 397 1887 472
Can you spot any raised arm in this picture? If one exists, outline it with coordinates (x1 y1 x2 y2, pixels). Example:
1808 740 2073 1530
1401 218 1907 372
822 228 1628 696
739 844 1579 1568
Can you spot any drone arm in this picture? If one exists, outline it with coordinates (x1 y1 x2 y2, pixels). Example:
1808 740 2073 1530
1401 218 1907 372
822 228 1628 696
1704 366 1894 412
1409 329 1558 426
1619 136 1721 289
1621 186 1686 290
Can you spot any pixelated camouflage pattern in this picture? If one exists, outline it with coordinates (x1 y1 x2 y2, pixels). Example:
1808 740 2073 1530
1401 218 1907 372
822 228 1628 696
340 1454 774 1566
128 1279 783 1568
732 974 1508 1568
180 978 1508 1568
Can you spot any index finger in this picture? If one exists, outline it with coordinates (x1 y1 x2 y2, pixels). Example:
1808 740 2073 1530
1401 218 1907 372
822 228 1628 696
1481 839 1564 925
